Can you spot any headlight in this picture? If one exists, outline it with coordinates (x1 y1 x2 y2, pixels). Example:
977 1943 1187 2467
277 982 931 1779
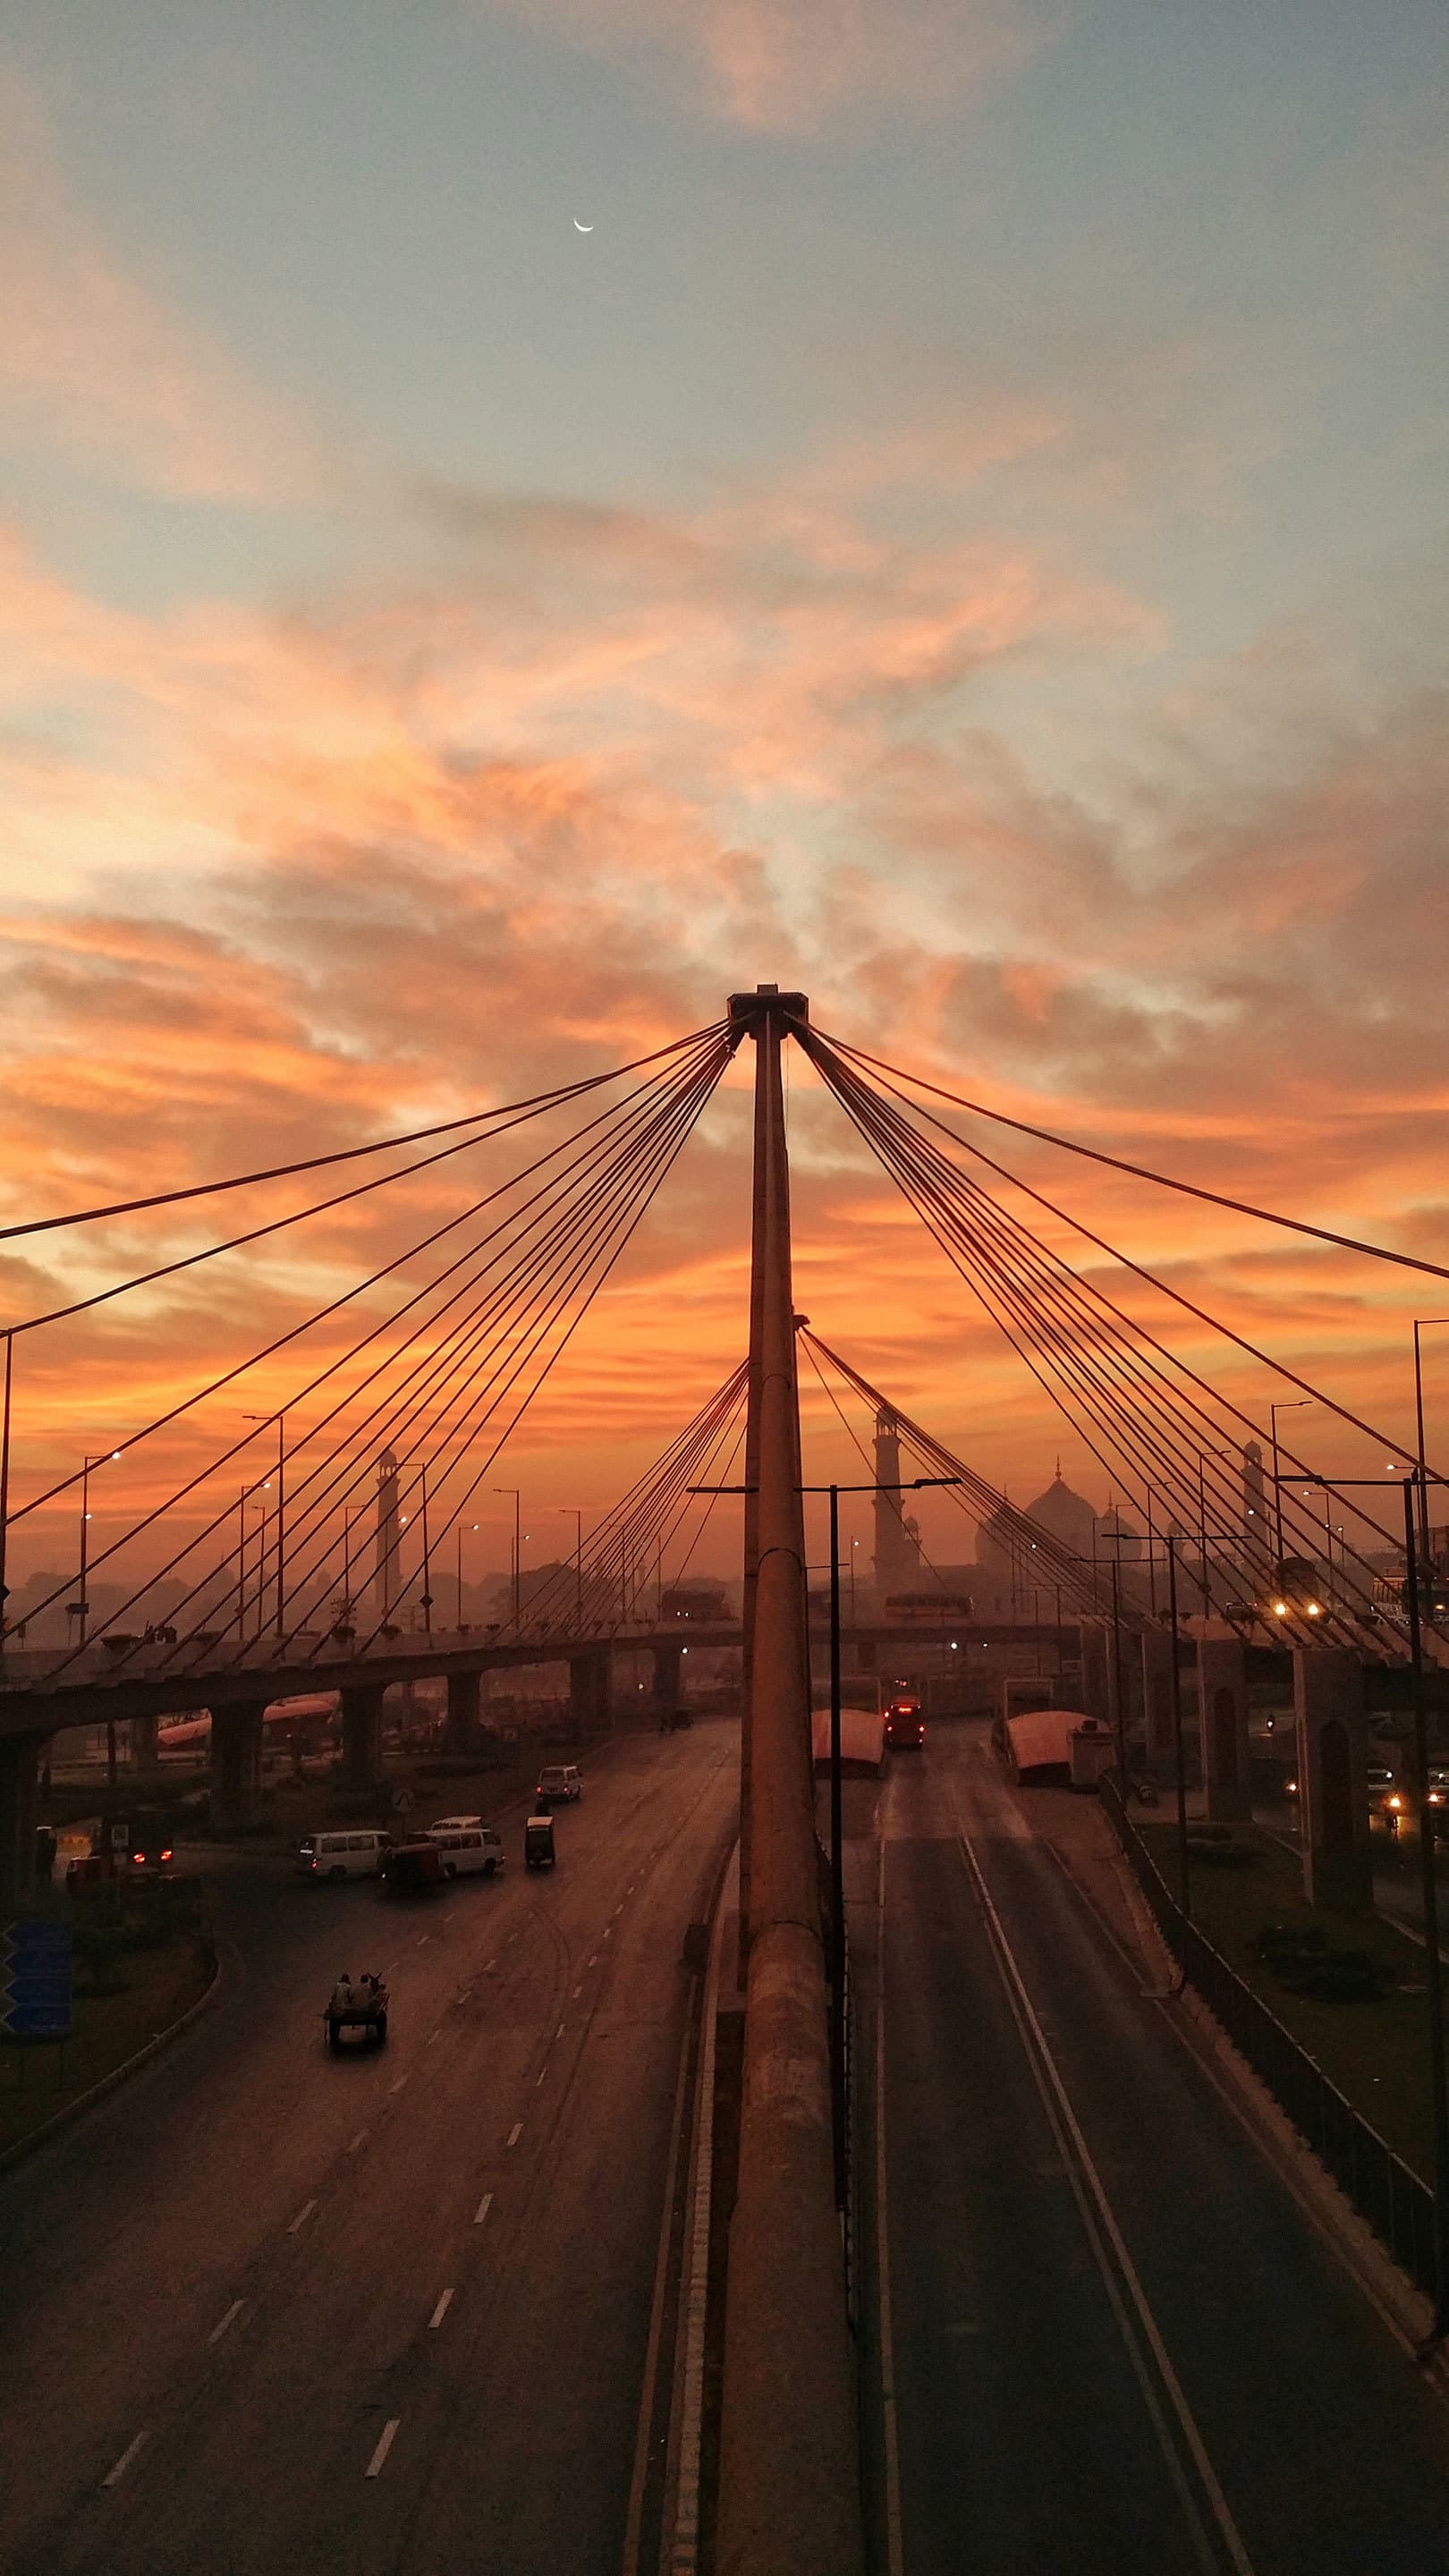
1388 1794 1403 1810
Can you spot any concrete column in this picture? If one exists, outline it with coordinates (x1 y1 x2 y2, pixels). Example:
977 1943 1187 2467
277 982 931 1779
1294 1649 1372 1911
1077 1623 1111 1725
569 1649 612 1735
340 1682 386 1790
209 1701 266 1830
131 1712 160 1772
444 1668 481 1755
0 1733 41 1913
1199 1637 1250 1822
651 1639 683 1720
1113 1633 1144 1761
1140 1627 1175 1772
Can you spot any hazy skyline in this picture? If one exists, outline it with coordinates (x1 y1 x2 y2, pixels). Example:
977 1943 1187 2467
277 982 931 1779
4 2 1446 1571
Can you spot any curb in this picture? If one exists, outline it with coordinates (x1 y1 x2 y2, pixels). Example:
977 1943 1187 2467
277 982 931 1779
663 1840 736 2576
0 1943 225 2177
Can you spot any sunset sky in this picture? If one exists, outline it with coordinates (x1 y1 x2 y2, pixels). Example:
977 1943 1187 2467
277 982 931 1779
3 2 1446 1600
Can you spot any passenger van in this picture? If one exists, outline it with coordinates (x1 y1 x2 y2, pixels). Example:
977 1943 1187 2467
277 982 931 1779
426 1824 505 1878
296 1829 391 1882
536 1764 582 1805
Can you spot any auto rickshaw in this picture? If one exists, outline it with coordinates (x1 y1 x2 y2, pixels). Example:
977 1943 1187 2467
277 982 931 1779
524 1814 556 1871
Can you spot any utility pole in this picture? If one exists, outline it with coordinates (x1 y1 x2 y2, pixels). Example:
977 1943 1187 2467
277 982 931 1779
1402 1478 1449 2338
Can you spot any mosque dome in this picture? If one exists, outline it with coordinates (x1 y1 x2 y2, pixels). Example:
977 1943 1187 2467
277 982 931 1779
1021 1465 1097 1559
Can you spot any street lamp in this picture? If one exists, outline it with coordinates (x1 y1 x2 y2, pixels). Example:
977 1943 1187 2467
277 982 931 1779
494 1487 521 1627
1414 1321 1449 1573
1269 1400 1311 1568
242 1412 286 1637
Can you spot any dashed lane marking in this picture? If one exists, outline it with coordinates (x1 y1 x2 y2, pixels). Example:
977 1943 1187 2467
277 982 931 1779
556 2021 566 2038
428 2029 443 2045
572 1984 583 1999
102 2430 150 2489
457 1985 472 2003
428 2289 454 2330
507 2121 523 2147
536 2064 548 2085
485 1958 498 1973
473 2191 494 2226
287 2198 318 2235
207 2299 245 2347
587 1953 597 1968
364 2419 400 2479
414 1933 430 1946
389 2074 408 2095
346 2129 368 2155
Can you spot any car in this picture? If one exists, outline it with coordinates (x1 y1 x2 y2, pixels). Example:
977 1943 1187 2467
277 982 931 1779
535 1764 582 1804
1366 1761 1397 1815
426 1825 504 1877
296 1829 392 1882
885 1697 925 1750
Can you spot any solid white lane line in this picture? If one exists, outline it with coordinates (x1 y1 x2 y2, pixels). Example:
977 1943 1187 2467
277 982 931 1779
389 2073 408 2095
207 2299 245 2348
507 2121 523 2147
875 1836 904 2576
473 2191 494 2226
287 2198 318 2235
428 2289 454 2330
364 2419 401 2479
956 1824 1257 2576
347 2128 368 2155
102 2429 150 2489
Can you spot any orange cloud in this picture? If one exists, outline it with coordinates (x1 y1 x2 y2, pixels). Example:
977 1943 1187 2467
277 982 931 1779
491 0 1060 131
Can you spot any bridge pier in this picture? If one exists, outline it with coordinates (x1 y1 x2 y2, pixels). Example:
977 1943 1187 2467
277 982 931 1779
569 1650 612 1736
650 1639 683 1722
1294 1649 1372 1911
444 1668 481 1755
1199 1637 1250 1822
1140 1627 1176 1773
210 1702 265 1831
0 1733 42 1913
340 1682 386 1790
131 1712 159 1773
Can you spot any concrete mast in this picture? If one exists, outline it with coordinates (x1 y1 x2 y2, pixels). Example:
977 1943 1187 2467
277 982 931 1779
718 984 864 2576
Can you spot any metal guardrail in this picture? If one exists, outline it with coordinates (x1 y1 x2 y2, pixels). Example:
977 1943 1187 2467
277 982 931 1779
1100 1774 1438 2299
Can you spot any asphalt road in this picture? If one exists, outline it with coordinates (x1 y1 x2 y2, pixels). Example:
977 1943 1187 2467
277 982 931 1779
873 1725 1449 2576
0 1721 735 2576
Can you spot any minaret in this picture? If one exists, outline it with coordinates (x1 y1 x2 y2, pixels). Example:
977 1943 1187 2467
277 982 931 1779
873 1407 919 1594
374 1449 401 1616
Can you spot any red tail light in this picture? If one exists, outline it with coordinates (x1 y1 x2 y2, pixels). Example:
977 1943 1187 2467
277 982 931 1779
160 1849 173 1862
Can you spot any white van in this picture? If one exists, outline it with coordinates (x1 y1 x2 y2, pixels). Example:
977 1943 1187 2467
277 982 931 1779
296 1829 391 1882
536 1764 582 1804
426 1824 505 1878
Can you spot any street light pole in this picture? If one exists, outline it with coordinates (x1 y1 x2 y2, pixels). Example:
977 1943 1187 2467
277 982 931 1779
1167 1534 1189 1919
1269 1400 1310 1570
494 1487 521 1627
0 1333 12 1674
1415 1321 1449 1577
1402 1475 1449 2339
455 1521 479 1628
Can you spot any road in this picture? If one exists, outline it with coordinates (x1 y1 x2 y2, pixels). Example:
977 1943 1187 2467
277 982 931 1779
0 1721 734 2576
869 1724 1449 2576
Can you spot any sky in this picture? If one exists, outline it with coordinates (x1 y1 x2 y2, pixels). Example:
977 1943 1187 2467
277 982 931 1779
2 0 1447 1599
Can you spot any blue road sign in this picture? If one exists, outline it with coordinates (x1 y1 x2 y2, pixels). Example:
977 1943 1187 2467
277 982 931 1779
3 1918 73 2038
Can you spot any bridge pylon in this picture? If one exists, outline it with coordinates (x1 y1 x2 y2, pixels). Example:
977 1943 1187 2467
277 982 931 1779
718 985 864 2576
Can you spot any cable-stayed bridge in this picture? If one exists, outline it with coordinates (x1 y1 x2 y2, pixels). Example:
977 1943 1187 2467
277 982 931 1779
5 984 1449 2576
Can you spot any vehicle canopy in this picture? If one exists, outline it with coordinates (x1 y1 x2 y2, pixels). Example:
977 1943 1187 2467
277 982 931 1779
810 1704 886 1775
1005 1706 1093 1780
383 1838 446 1893
525 1813 555 1842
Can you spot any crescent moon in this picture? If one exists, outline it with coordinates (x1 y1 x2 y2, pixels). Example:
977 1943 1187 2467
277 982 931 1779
573 219 594 233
